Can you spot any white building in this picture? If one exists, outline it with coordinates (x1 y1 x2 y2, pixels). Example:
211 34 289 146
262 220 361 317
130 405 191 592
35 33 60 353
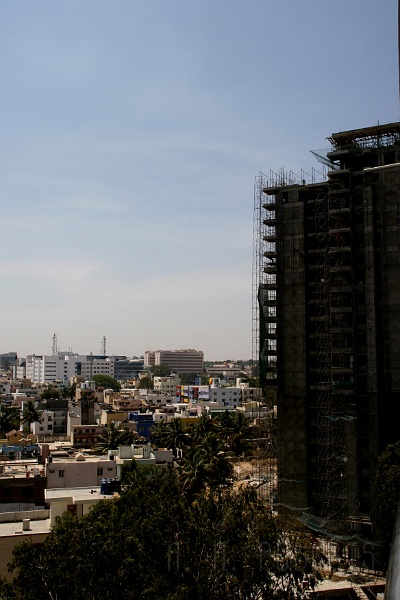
46 454 117 489
153 375 181 395
26 354 115 384
32 410 55 437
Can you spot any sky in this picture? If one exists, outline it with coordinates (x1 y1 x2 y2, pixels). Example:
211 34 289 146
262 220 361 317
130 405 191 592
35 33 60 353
0 0 398 361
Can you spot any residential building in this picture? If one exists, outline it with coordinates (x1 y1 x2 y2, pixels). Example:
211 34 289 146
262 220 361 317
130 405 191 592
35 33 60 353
153 375 181 395
45 486 115 527
70 425 105 448
255 121 400 533
128 413 154 440
32 410 55 437
144 349 204 374
46 454 117 489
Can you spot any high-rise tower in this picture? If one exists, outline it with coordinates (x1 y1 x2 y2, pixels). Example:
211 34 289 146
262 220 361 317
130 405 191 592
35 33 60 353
255 122 400 534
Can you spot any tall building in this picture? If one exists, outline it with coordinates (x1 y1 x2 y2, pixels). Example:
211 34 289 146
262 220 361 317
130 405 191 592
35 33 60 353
144 349 204 374
255 122 400 533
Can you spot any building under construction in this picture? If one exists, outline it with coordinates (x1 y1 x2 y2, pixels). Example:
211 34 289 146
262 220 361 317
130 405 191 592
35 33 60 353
253 122 400 535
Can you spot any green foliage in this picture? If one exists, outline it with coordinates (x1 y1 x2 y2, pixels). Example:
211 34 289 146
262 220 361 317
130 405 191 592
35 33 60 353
40 386 60 400
4 467 316 600
150 364 172 377
216 410 250 456
177 372 202 385
20 401 41 431
93 422 136 454
91 374 121 391
0 406 20 438
138 376 153 390
61 382 77 401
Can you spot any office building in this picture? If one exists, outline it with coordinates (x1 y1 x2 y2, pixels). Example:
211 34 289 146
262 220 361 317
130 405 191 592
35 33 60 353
144 349 204 374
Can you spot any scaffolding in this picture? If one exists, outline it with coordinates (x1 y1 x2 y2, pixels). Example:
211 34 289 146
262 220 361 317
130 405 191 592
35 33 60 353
253 164 358 533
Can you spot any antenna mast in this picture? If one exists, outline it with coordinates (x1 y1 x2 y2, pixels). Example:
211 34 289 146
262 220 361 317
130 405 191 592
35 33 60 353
52 333 58 356
101 335 106 356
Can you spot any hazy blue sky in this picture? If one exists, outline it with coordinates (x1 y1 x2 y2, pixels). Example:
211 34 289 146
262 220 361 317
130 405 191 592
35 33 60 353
1 0 398 360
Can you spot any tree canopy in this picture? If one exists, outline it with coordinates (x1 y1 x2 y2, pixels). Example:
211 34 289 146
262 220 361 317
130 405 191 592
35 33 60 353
3 466 317 600
0 406 20 438
138 375 153 390
20 401 41 431
150 364 172 377
91 374 121 391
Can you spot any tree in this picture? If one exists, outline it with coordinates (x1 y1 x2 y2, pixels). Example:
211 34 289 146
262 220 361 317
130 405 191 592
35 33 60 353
177 372 202 385
4 467 317 600
93 421 135 454
20 401 41 433
217 410 250 456
91 374 120 391
152 420 170 448
138 375 153 390
61 382 77 401
162 418 190 459
0 406 20 438
179 431 234 499
150 364 172 377
40 386 60 400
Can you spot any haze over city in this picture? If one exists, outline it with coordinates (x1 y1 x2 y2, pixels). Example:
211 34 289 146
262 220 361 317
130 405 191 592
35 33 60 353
1 0 398 359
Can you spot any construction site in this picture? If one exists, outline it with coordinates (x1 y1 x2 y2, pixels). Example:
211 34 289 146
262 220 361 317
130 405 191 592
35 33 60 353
253 122 400 596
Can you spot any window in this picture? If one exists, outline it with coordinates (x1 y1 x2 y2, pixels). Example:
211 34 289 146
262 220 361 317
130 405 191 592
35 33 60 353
267 323 277 334
267 339 277 351
107 467 113 472
97 468 103 476
58 470 64 478
267 290 276 301
266 273 276 285
265 241 276 253
267 306 277 317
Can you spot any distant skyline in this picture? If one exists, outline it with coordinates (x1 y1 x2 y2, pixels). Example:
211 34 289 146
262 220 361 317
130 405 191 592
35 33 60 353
1 0 398 360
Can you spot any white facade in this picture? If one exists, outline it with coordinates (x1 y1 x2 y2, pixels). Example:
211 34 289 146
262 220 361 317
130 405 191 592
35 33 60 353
26 354 115 384
46 455 117 489
153 375 181 394
32 410 55 437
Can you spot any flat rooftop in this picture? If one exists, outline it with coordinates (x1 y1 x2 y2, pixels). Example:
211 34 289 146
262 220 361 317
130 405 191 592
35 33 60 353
45 486 115 502
0 517 51 538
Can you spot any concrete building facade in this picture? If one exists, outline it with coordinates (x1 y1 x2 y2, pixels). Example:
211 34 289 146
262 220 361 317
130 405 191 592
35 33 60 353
144 349 204 374
256 122 400 532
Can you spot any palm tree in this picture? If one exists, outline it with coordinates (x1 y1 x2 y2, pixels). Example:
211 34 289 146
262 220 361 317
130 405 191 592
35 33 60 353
180 432 234 499
199 431 234 490
217 410 250 456
0 406 20 438
163 418 190 459
180 446 208 499
189 414 216 443
21 400 41 433
152 420 169 448
93 422 135 454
